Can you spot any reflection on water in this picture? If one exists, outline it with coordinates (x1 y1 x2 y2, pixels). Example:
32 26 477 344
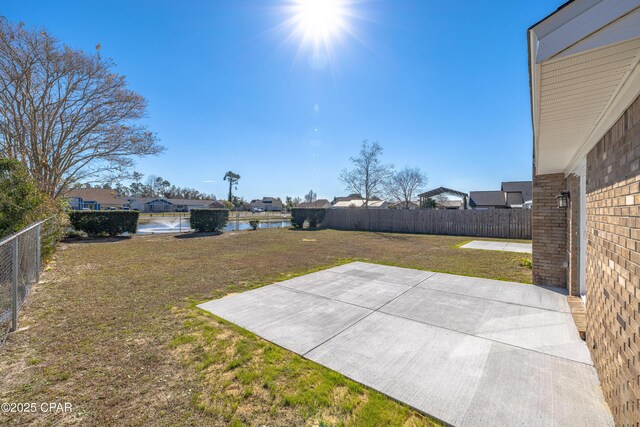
136 217 290 234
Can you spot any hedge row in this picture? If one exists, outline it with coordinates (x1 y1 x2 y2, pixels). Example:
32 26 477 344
69 211 139 237
291 208 327 228
190 209 229 232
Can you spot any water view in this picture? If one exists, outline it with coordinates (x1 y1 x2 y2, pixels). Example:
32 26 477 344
136 217 291 234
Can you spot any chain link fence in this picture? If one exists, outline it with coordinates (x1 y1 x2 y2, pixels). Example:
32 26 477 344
0 217 58 343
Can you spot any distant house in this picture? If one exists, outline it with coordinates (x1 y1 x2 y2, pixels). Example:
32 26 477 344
501 181 532 208
128 197 221 212
249 197 283 212
469 181 533 209
66 188 128 210
436 199 464 210
469 191 511 209
298 199 331 209
332 193 368 204
332 199 388 209
389 201 420 210
208 200 227 209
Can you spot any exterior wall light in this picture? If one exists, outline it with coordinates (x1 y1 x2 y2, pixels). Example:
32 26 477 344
556 191 570 209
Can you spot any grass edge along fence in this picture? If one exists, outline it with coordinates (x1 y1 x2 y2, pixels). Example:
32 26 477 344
0 217 59 343
324 208 532 239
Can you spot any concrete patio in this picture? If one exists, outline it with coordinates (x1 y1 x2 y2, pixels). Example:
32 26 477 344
461 240 532 253
198 261 613 426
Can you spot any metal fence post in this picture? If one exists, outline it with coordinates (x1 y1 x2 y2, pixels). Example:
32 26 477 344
11 238 18 332
35 223 42 284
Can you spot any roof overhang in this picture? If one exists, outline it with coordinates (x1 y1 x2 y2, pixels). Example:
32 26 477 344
529 0 640 176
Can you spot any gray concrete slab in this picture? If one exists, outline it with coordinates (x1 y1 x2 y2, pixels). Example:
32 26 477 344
380 287 591 363
419 272 570 313
306 312 612 427
329 261 436 286
278 274 412 310
504 242 533 253
197 285 372 354
197 262 613 426
461 240 508 251
461 240 532 253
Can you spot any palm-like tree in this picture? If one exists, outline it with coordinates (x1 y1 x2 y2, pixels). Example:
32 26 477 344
223 171 241 202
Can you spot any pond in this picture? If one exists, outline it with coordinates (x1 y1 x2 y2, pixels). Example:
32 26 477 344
136 218 291 234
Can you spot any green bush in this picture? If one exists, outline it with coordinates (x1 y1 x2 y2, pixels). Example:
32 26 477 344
190 209 229 233
291 209 306 228
248 220 259 230
0 158 44 237
290 208 327 228
69 210 139 237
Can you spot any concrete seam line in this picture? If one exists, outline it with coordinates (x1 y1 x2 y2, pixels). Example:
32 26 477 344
374 308 593 367
294 267 588 366
411 283 571 314
301 271 436 357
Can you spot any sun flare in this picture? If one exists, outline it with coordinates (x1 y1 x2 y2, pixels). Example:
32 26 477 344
291 0 349 48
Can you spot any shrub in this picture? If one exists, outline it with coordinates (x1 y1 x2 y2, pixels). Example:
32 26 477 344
249 220 259 230
190 209 229 233
0 158 44 237
291 209 306 228
290 208 327 228
69 210 139 237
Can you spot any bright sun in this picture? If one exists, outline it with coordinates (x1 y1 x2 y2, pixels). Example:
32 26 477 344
291 0 348 48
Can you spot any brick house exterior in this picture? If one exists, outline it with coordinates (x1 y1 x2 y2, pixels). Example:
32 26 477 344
529 1 640 424
586 102 640 424
532 173 567 287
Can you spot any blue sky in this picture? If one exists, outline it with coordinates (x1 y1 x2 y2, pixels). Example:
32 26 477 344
3 0 562 201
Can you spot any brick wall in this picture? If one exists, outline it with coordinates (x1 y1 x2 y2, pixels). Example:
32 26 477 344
567 174 581 296
586 94 640 425
532 173 567 287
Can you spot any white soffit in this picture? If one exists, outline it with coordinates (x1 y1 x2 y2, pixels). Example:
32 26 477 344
531 1 640 175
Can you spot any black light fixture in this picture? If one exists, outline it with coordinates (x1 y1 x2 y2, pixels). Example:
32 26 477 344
556 191 570 209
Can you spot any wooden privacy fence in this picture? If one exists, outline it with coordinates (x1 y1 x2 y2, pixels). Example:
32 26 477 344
323 208 531 239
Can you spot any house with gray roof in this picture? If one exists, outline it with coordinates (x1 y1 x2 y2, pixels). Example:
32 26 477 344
249 197 283 212
501 181 533 208
298 199 331 209
128 197 222 212
469 181 532 209
66 188 128 210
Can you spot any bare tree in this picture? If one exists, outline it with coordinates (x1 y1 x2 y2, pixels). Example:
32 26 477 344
304 189 317 203
223 171 240 202
339 140 394 208
386 167 427 209
0 19 163 198
435 193 449 208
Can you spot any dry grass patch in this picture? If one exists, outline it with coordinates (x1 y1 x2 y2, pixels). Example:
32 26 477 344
0 228 530 425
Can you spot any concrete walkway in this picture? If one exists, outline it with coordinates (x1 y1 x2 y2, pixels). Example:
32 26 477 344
461 240 532 253
198 262 612 426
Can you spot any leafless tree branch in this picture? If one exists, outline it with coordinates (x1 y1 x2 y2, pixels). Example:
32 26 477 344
386 167 427 208
0 18 164 198
339 140 394 207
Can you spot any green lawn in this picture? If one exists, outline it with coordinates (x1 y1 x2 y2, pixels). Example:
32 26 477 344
0 228 531 426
